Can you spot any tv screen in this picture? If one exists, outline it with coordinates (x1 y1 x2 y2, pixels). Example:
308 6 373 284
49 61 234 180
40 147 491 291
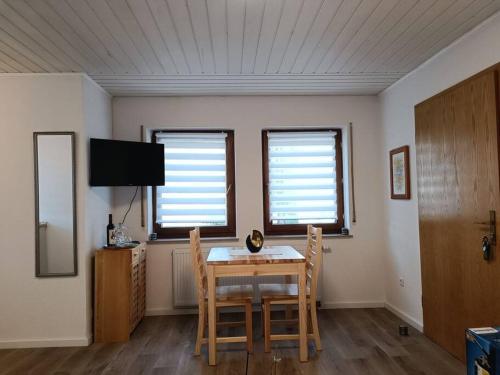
90 138 164 186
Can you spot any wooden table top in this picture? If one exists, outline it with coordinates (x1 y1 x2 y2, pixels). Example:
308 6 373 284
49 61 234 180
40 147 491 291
206 246 305 265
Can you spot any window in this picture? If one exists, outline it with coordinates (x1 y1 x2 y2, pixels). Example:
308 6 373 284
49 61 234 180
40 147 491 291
262 129 344 235
152 130 235 239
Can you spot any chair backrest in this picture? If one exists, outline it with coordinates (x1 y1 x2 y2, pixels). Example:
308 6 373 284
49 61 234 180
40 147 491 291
189 227 207 306
305 225 323 301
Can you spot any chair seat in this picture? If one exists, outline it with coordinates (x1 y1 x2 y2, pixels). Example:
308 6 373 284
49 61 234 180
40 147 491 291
205 284 254 302
259 283 311 300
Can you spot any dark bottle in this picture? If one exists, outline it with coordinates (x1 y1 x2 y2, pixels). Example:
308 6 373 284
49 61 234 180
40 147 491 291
107 214 116 247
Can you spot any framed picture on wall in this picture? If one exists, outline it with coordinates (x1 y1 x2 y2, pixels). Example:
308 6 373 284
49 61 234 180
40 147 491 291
390 145 410 199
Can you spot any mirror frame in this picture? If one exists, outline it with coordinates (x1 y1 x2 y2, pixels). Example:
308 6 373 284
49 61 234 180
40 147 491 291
34 131 77 277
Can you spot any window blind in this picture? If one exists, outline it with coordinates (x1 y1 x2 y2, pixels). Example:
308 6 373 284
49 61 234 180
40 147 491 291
155 132 228 228
267 131 338 225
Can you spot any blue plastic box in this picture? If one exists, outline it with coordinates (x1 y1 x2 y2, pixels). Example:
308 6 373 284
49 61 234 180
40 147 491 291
466 327 500 375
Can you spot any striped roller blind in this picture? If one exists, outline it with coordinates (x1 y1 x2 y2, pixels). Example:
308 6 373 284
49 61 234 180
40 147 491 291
267 131 338 225
155 132 228 228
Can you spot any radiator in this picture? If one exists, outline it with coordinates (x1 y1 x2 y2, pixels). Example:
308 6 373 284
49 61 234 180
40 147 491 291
172 248 321 308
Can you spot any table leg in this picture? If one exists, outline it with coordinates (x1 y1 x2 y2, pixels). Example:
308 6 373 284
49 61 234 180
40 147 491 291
207 265 217 365
298 263 308 362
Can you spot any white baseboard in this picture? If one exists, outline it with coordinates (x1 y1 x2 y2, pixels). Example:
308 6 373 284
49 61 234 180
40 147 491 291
384 302 423 332
0 336 91 349
321 301 385 309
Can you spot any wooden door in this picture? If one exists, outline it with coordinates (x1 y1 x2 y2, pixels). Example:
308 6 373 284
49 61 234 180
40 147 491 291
415 70 500 361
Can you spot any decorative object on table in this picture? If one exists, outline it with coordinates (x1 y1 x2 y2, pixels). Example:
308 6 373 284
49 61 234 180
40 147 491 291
246 230 264 253
114 223 131 247
399 325 409 336
390 145 410 199
106 214 116 247
149 233 157 241
341 227 349 236
110 188 136 248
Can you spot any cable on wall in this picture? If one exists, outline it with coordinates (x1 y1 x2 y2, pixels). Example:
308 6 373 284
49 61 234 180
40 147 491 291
350 122 356 223
122 186 139 224
140 125 145 228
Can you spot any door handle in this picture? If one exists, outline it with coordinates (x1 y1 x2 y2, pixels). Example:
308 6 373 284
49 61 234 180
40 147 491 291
482 236 492 261
475 210 496 261
473 210 496 245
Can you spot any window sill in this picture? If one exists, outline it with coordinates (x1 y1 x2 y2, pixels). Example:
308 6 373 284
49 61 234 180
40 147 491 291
264 234 353 239
147 237 240 244
147 233 352 245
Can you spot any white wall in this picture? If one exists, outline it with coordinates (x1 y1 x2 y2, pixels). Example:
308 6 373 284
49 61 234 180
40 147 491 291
380 11 500 330
82 76 113 339
112 95 386 315
0 74 112 348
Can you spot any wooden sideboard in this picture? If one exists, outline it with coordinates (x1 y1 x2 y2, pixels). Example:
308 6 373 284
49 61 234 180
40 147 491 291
94 243 146 342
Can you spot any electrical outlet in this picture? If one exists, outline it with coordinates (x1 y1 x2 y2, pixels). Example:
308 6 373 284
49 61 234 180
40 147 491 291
399 278 405 287
322 246 332 253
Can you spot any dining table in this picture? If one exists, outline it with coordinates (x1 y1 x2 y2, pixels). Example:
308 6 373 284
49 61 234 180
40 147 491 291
206 245 308 366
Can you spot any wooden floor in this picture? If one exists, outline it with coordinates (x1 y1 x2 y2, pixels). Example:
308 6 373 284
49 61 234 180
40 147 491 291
0 308 464 375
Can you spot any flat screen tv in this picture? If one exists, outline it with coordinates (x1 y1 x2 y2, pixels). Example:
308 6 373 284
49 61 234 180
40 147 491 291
90 138 164 186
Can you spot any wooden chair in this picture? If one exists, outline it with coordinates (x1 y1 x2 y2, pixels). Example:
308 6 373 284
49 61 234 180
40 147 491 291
189 228 254 355
259 225 323 352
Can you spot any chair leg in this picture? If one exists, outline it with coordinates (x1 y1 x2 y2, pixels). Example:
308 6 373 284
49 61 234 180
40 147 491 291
310 302 322 351
194 303 205 356
307 307 313 334
245 302 253 353
260 302 264 337
264 301 271 353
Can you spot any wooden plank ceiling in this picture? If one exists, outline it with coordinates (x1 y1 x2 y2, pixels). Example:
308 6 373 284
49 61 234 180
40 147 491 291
0 0 499 96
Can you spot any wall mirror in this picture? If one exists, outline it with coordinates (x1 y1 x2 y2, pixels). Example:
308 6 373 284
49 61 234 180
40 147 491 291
34 132 77 277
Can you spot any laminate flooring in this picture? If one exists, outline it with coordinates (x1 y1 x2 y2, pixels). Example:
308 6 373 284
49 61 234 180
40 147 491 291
0 308 465 374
